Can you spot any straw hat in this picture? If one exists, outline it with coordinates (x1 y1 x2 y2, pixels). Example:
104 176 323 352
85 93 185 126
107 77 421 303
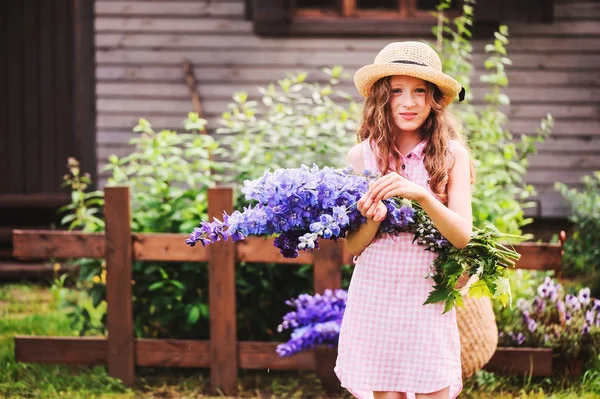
354 41 465 107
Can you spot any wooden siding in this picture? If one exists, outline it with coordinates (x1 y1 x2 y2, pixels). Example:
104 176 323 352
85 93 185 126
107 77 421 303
94 0 600 218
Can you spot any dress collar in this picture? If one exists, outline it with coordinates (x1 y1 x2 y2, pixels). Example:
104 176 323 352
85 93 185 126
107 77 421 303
407 139 427 159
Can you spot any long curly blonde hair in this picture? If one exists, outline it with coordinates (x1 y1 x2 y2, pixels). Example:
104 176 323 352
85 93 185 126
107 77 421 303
357 76 475 203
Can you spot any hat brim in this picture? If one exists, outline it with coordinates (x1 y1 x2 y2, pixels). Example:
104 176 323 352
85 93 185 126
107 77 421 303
354 63 462 107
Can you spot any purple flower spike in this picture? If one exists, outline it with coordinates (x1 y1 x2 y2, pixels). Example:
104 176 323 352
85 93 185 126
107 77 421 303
276 289 347 356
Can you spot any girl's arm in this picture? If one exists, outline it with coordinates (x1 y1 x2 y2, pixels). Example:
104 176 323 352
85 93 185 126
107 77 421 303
364 141 473 249
344 144 387 256
416 143 472 248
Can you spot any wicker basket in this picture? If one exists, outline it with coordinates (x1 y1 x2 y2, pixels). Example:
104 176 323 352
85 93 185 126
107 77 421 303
456 276 499 379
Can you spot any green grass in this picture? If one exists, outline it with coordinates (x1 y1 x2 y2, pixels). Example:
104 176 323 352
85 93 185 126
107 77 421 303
0 282 599 399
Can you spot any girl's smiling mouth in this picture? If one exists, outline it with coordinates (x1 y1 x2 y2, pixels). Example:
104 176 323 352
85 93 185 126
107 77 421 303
399 113 418 120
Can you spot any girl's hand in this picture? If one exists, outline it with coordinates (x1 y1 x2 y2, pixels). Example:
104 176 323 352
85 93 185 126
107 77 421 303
357 193 387 222
365 172 427 206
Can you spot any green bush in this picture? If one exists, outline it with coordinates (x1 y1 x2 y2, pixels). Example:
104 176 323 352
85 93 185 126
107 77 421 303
216 67 360 211
555 171 600 280
434 0 553 237
209 68 361 339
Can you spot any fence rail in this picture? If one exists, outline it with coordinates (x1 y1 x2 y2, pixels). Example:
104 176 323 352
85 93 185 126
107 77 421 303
13 186 563 394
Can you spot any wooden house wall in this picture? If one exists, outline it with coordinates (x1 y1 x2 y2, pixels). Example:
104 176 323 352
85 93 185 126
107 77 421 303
94 0 600 218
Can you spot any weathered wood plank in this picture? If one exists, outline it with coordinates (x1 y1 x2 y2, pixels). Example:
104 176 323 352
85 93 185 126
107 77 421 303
9 226 566 269
513 242 562 271
486 347 553 376
133 233 209 261
0 261 77 279
95 17 252 33
97 114 600 138
7 1 23 193
527 170 592 185
555 2 600 19
97 65 600 87
135 339 210 367
237 236 314 264
15 336 108 365
96 49 600 70
529 154 600 169
92 100 599 123
536 137 600 153
39 0 56 193
509 20 600 35
207 187 237 395
14 336 554 376
96 33 600 54
95 84 600 105
95 2 245 17
313 239 343 294
12 230 106 260
14 336 314 369
104 186 135 386
0 1 7 193
95 113 600 138
0 193 69 208
74 0 99 191
23 0 41 194
509 120 599 136
54 0 73 193
238 341 315 370
507 104 600 119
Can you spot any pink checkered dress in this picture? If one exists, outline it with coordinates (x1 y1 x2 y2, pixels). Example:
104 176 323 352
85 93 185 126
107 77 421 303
334 139 462 399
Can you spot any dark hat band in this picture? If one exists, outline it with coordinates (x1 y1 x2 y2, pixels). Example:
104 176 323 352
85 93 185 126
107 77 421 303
391 60 428 67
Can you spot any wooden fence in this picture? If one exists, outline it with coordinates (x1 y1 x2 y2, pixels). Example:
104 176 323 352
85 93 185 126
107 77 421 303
12 186 564 394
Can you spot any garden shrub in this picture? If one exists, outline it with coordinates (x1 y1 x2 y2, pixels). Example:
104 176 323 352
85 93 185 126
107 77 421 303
555 172 600 290
498 277 600 374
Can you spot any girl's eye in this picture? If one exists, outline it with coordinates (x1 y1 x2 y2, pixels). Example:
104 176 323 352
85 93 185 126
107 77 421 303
392 88 401 94
416 88 427 93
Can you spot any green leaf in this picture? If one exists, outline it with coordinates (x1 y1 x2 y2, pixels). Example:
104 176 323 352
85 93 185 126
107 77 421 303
90 284 106 308
494 276 512 308
423 286 454 305
187 306 200 324
468 279 492 299
61 214 77 225
79 262 100 282
444 291 463 314
148 281 166 291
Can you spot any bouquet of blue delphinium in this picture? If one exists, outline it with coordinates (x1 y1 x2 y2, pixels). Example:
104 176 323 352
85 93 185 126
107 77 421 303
186 164 522 312
275 289 347 357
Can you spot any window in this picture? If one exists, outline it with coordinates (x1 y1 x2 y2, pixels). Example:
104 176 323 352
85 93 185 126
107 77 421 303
249 0 554 37
295 0 460 19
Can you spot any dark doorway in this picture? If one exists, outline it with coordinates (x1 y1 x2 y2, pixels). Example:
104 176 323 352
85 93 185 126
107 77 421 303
0 0 96 262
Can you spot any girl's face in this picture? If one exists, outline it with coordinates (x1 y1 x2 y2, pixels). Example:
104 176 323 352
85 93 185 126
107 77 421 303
389 75 432 134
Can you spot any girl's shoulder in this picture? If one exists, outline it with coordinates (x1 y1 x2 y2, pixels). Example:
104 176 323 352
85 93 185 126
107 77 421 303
447 139 469 160
346 142 365 173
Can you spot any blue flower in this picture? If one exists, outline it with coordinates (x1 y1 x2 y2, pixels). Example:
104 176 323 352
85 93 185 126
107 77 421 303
276 290 347 357
187 164 440 259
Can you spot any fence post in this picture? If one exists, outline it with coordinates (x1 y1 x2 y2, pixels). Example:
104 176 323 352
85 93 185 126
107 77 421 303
104 186 135 386
208 187 238 395
313 239 343 294
313 239 343 392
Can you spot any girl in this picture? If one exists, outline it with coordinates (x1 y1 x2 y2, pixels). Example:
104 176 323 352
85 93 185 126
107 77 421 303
334 41 474 399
